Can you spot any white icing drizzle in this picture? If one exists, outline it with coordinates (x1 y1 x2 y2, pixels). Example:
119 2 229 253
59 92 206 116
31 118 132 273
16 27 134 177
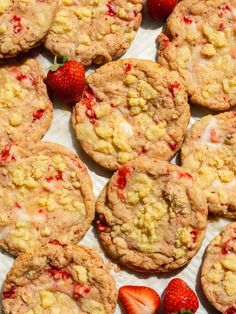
0 227 10 240
211 178 236 189
198 117 222 147
15 209 45 223
120 121 133 136
0 209 46 241
187 46 206 85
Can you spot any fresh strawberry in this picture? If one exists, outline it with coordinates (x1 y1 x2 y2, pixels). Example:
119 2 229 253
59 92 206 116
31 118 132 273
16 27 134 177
46 57 85 103
163 278 199 314
119 285 160 314
147 0 177 20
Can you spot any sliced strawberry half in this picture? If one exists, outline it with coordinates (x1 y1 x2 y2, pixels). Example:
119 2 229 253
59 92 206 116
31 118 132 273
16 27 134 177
119 285 160 314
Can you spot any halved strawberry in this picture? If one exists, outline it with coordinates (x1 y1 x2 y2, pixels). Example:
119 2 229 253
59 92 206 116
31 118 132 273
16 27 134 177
147 0 177 20
119 285 160 314
163 278 199 314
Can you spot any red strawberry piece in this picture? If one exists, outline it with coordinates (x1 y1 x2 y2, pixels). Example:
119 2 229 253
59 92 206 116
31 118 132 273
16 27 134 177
70 157 81 168
84 85 94 98
55 171 63 181
210 128 221 143
47 268 71 280
226 306 236 314
47 57 85 103
73 284 90 300
161 38 171 49
178 172 192 180
38 209 47 217
46 171 63 183
169 81 180 95
106 1 117 16
48 239 67 247
16 72 27 81
124 63 132 73
33 109 44 122
82 98 97 124
46 176 53 183
222 246 230 255
190 230 197 243
96 214 111 232
117 190 125 202
15 71 36 85
119 285 161 314
183 15 193 24
147 0 177 20
220 23 225 30
219 3 231 12
221 237 236 255
0 143 13 162
169 141 177 150
163 278 199 314
116 166 131 189
2 285 16 299
79 86 97 124
11 15 22 33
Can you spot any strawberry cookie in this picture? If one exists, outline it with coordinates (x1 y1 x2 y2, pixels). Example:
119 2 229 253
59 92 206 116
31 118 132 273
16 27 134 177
0 0 58 58
44 0 142 66
72 59 190 170
0 141 95 256
201 222 236 313
181 112 236 218
0 57 53 149
2 243 117 313
96 159 208 272
158 0 236 111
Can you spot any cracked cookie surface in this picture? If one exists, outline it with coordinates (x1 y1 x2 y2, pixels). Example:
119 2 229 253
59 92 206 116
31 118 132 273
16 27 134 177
44 0 142 66
0 141 95 256
72 59 190 170
2 243 117 314
0 56 53 149
158 0 236 111
0 0 58 58
96 159 207 272
201 222 236 313
181 112 236 218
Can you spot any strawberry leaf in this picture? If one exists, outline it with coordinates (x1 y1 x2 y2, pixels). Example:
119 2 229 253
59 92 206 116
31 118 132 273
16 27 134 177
48 56 70 72
49 64 61 72
180 309 193 314
172 309 193 314
60 56 69 64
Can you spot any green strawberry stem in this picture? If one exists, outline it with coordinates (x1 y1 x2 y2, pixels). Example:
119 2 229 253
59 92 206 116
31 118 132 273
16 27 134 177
173 309 193 314
49 56 70 72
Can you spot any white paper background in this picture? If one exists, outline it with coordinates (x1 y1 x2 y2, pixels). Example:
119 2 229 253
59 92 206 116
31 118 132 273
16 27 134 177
0 4 230 313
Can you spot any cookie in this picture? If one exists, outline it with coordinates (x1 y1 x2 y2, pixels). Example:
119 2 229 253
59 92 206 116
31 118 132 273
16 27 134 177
2 243 117 314
0 141 95 256
44 0 142 66
157 0 236 111
72 59 190 170
95 159 208 273
0 56 53 148
181 111 236 219
0 0 58 58
201 222 236 313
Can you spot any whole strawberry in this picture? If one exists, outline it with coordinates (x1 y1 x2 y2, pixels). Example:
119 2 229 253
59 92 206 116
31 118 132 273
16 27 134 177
147 0 177 20
163 278 199 314
47 57 85 103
